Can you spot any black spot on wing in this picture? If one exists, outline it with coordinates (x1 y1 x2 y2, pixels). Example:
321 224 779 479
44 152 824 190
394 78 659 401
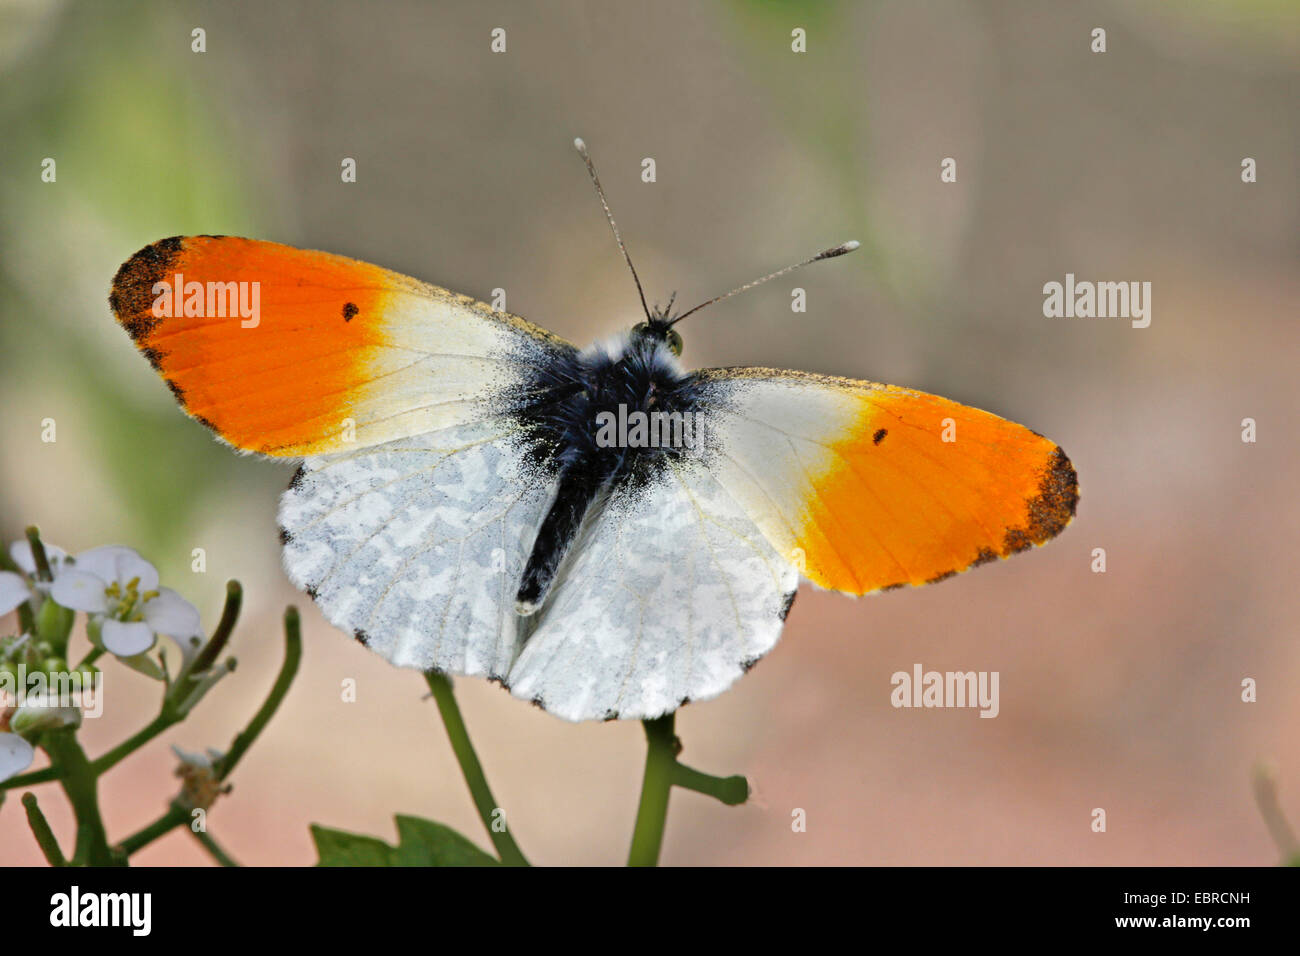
873 428 887 445
342 302 359 321
354 629 369 647
288 465 306 490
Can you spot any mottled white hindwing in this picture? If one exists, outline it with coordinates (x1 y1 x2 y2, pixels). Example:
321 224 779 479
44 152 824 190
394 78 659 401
508 457 798 721
279 422 557 678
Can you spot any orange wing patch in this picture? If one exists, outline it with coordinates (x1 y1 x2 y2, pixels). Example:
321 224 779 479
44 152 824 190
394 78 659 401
696 369 1078 596
110 236 568 457
110 236 391 455
799 387 1077 593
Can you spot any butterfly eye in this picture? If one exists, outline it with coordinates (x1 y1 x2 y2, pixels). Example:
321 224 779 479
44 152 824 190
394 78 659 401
632 322 650 337
666 329 683 357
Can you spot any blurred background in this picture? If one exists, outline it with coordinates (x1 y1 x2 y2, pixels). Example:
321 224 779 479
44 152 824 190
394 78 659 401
1 0 1297 865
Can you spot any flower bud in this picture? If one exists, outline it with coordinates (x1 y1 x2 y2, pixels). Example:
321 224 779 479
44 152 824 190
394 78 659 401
10 695 81 735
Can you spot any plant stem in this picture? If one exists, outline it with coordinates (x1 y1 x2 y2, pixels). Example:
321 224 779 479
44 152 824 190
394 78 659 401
92 713 174 775
90 583 250 778
187 580 242 679
1253 762 1299 865
191 827 240 866
215 606 301 782
75 647 104 669
674 762 749 805
21 792 67 865
627 714 678 866
0 764 59 791
116 608 302 857
24 526 53 581
41 728 119 866
118 802 187 855
423 670 529 866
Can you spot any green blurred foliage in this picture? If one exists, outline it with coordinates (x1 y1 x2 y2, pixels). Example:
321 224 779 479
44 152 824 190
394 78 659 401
0 1 275 563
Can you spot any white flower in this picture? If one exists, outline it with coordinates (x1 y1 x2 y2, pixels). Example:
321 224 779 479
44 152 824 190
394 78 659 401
0 731 34 783
0 572 31 616
49 546 202 659
0 538 70 615
10 539 70 579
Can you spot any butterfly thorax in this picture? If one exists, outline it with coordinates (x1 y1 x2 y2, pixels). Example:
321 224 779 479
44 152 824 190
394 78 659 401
512 330 704 616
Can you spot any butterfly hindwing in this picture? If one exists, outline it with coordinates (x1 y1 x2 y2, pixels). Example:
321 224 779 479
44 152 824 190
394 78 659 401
508 456 798 721
278 420 558 677
109 236 574 456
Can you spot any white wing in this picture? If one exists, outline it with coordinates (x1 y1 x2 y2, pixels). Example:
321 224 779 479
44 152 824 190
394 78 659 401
506 456 799 721
278 421 557 678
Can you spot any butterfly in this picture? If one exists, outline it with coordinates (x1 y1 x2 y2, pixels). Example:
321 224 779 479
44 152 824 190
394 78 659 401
108 139 1077 722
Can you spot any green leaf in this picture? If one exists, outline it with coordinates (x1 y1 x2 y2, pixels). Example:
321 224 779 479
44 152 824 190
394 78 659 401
310 815 500 867
310 824 395 867
391 815 499 866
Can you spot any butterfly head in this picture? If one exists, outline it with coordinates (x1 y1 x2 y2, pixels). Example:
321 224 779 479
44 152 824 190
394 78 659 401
631 299 684 357
574 136 858 362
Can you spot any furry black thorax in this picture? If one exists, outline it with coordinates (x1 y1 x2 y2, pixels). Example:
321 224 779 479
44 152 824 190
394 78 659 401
507 329 705 613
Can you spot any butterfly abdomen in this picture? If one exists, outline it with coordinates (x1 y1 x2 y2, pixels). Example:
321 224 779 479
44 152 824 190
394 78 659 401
514 464 604 616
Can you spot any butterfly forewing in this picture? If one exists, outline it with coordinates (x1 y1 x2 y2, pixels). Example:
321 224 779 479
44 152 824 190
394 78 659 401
691 367 1078 595
109 236 574 456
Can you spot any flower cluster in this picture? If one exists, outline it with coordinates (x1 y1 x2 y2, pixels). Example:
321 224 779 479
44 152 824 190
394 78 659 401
1 537 205 783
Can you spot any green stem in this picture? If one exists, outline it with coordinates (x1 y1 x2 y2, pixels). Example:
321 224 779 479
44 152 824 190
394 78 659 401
41 728 120 866
215 606 300 782
186 580 242 680
191 827 240 866
674 763 749 805
118 802 187 855
21 792 67 865
24 526 53 581
116 608 301 857
627 714 678 866
75 647 104 670
91 584 255 778
1253 763 1299 865
423 670 528 866
92 713 174 775
0 763 60 791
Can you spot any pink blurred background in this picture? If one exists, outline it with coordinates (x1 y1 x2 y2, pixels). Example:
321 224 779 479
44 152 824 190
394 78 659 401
1 0 1296 865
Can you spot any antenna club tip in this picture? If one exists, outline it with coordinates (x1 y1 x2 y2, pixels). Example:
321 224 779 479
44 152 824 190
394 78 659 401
813 240 861 261
573 137 588 153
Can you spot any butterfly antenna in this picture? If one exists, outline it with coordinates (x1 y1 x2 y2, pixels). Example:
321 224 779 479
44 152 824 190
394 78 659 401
666 240 860 327
574 137 653 323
